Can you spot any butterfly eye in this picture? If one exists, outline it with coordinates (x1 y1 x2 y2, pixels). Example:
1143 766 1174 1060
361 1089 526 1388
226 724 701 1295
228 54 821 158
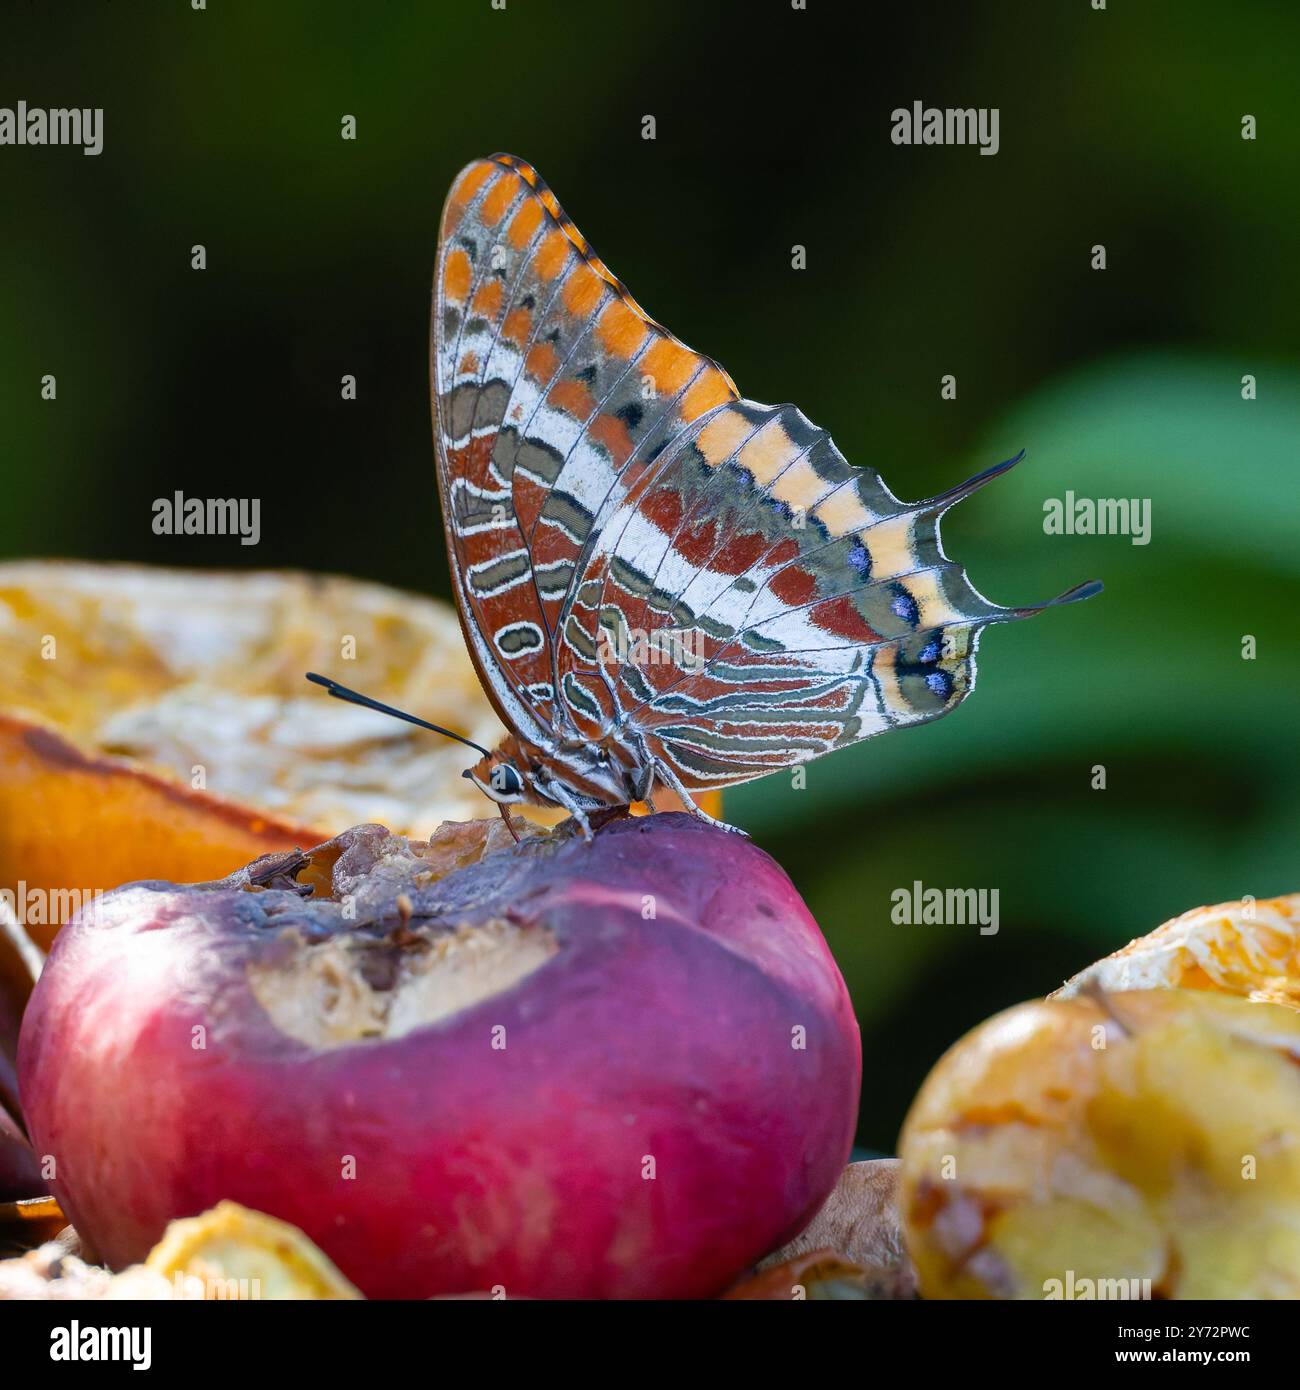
493 764 525 797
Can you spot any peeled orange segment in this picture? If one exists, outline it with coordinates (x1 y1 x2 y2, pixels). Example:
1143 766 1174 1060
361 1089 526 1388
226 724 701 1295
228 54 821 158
1054 894 1300 1009
0 562 716 946
145 1201 361 1300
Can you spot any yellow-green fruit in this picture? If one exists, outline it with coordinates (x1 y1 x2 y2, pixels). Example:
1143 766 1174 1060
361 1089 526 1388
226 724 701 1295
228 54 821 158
898 989 1300 1299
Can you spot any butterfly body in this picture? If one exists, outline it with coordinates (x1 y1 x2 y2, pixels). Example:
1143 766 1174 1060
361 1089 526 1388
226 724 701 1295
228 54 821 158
425 154 1100 838
464 728 651 821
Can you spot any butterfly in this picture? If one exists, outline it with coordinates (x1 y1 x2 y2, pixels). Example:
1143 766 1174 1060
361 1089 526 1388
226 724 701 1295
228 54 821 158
311 153 1100 839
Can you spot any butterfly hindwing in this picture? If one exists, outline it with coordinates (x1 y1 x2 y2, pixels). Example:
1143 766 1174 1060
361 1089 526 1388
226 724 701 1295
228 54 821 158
554 396 1031 787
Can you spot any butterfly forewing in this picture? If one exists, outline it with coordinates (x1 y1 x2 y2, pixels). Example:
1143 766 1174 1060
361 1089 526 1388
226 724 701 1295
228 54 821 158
433 155 735 745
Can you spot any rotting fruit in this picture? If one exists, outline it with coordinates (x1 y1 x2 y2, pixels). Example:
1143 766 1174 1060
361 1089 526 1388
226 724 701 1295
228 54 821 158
898 988 1300 1299
19 812 860 1299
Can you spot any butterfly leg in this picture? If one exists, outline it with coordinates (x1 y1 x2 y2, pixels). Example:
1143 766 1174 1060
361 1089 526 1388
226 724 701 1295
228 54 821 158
650 758 749 837
630 763 658 811
629 757 657 807
538 778 594 842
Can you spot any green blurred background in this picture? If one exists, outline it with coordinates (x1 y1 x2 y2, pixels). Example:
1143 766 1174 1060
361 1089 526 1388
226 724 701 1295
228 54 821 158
2 1 1296 1151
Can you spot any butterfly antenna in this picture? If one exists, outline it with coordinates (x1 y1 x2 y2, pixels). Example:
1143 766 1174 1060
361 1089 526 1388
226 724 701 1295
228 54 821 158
304 673 492 758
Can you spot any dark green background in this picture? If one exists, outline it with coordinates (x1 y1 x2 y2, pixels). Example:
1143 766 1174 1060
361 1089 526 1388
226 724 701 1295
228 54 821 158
3 1 1297 1151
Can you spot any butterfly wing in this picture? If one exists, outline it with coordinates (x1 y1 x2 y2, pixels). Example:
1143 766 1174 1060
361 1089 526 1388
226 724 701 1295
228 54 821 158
432 154 736 746
435 154 1100 794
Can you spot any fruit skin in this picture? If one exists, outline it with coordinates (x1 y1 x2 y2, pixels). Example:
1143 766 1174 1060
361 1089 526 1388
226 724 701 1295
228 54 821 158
898 989 1300 1299
19 813 860 1299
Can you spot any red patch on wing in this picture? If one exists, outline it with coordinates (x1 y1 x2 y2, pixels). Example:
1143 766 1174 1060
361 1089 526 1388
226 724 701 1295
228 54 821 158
769 566 817 607
588 411 634 467
641 487 684 534
711 530 767 575
549 378 595 418
676 519 719 567
810 595 882 643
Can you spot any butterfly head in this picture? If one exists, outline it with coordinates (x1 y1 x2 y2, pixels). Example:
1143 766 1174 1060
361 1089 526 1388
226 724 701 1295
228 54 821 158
463 733 641 815
463 750 529 805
